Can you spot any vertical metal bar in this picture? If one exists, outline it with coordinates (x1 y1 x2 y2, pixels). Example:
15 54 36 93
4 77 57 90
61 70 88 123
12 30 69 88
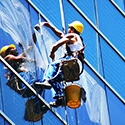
59 0 66 34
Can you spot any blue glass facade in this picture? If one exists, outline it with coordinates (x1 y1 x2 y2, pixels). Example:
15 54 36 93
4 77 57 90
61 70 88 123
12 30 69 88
0 0 125 125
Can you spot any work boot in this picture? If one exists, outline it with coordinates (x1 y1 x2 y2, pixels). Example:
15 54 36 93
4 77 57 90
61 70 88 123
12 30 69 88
34 102 48 114
81 88 86 103
22 83 43 98
50 96 65 107
35 80 52 89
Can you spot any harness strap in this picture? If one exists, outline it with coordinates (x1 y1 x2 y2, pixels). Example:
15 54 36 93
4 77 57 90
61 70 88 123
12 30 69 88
65 50 84 75
60 59 80 82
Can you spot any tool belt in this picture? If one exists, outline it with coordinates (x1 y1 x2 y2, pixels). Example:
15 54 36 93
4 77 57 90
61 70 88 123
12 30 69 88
65 49 85 75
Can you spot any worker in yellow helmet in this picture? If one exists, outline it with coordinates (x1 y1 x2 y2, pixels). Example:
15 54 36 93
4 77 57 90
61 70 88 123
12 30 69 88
68 20 84 34
34 21 86 107
0 44 16 58
0 44 28 73
0 44 51 119
0 44 51 96
35 20 85 62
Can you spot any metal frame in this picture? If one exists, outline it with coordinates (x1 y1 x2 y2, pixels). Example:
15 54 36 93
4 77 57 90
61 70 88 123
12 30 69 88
0 110 15 125
109 0 125 17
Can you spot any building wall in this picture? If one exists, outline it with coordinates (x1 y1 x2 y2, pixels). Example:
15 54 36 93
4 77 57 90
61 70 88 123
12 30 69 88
0 0 125 125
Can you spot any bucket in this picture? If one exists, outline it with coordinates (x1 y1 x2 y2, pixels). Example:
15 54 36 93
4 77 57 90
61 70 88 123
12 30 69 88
64 84 81 108
24 98 43 122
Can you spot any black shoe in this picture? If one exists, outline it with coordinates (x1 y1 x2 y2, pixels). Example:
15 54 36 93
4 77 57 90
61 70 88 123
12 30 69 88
40 105 49 114
22 84 41 98
81 88 87 103
35 81 52 89
50 96 65 107
53 95 60 99
82 96 87 103
34 102 48 114
22 88 35 98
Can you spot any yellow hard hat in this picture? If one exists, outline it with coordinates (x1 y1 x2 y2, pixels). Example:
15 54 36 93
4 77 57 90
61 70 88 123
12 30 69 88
0 44 16 58
68 21 84 34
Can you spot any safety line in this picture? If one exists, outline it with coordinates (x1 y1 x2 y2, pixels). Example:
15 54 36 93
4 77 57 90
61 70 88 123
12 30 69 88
59 0 69 124
0 77 6 125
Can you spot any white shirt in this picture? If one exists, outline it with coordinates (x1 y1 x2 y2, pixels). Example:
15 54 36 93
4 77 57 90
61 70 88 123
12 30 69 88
67 34 83 52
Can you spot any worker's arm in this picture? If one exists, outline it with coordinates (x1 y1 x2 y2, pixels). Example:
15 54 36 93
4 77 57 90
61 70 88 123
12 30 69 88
4 54 25 63
34 22 64 38
49 34 76 60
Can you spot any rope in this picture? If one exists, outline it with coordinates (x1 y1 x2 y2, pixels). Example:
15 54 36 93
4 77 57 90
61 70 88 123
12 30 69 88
59 0 69 124
59 0 67 57
34 13 41 80
0 77 5 112
124 0 125 11
74 109 79 125
64 105 68 125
